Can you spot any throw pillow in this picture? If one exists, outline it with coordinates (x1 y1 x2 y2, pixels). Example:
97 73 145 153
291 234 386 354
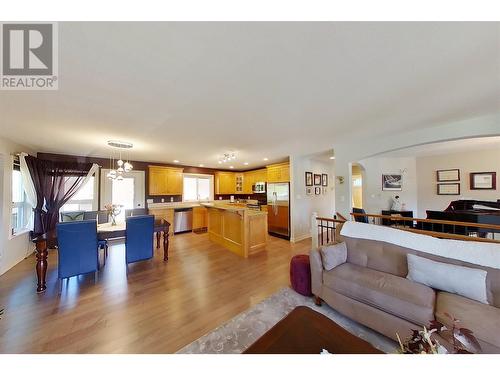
320 242 347 271
407 253 488 304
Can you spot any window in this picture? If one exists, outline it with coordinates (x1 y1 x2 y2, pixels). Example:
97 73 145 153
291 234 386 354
183 174 213 202
61 176 97 212
11 167 29 235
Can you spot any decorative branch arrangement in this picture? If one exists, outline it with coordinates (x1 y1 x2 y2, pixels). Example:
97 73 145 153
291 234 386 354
396 313 481 354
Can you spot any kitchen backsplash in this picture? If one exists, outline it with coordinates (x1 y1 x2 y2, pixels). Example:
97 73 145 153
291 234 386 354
215 194 267 205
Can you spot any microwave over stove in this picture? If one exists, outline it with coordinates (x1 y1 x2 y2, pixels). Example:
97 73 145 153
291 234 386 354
253 182 266 193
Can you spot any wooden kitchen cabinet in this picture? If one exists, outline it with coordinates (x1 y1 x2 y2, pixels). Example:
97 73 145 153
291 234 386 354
148 207 175 235
193 206 208 230
254 168 267 183
243 170 255 194
266 162 289 183
148 166 184 195
215 171 236 194
242 168 267 194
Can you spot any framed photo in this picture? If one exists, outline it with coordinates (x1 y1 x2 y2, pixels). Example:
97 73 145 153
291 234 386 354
306 187 313 195
382 174 402 191
470 172 496 190
305 171 313 186
437 183 460 195
321 173 328 187
322 187 327 194
314 187 321 195
436 169 460 182
314 174 322 186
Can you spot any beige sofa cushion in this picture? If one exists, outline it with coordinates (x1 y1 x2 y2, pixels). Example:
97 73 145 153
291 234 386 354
435 291 500 350
320 242 347 271
407 254 488 304
323 263 435 326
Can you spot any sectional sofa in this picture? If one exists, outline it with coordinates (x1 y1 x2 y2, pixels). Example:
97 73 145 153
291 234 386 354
310 221 500 353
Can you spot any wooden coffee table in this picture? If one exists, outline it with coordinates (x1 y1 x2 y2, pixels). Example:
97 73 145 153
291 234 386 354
244 306 383 354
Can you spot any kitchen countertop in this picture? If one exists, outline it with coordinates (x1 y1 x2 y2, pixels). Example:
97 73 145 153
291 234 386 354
148 201 211 209
201 202 267 215
148 200 266 210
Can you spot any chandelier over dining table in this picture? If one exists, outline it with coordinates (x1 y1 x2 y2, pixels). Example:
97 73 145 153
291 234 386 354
107 140 133 180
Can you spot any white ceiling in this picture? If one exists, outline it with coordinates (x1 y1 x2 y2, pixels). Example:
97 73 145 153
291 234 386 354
0 22 499 169
381 136 500 158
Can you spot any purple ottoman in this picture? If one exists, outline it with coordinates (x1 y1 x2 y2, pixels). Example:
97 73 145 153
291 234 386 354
290 255 312 296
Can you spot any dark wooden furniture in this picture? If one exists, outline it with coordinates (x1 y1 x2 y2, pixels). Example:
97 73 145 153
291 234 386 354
31 219 170 293
243 306 382 354
425 199 500 236
381 210 413 226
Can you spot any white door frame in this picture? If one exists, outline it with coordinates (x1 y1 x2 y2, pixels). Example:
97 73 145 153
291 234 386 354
100 169 145 210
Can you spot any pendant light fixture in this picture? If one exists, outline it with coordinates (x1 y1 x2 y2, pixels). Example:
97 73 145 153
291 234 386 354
107 140 134 180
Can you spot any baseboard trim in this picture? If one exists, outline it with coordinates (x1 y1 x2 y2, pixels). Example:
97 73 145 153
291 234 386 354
291 233 311 243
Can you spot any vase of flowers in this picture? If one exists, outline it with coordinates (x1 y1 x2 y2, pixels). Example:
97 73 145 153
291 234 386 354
104 203 122 226
396 313 481 354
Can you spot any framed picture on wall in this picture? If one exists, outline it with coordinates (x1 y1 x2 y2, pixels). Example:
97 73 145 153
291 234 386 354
321 173 328 186
470 172 496 190
382 174 402 191
322 187 327 194
306 187 313 195
436 168 460 182
314 174 322 186
437 183 460 195
305 171 313 186
315 187 321 195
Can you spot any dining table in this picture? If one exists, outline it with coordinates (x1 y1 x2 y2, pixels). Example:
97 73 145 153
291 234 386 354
31 219 170 293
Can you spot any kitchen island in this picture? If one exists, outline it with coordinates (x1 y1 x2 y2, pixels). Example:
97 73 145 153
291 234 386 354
202 203 268 258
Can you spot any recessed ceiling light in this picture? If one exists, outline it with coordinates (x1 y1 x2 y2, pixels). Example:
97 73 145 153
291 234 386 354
329 156 335 160
173 160 179 163
199 164 204 167
244 162 249 165
263 158 268 161
229 166 234 169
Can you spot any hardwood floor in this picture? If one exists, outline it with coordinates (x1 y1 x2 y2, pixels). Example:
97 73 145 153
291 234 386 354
0 232 311 353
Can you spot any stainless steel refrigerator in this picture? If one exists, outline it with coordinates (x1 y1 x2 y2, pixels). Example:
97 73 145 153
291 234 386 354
266 182 290 239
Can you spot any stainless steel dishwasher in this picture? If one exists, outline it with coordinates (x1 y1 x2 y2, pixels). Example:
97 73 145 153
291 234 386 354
174 208 193 233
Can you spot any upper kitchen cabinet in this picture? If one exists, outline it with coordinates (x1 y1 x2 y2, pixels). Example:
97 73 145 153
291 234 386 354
266 162 290 183
148 165 184 195
215 171 236 194
242 168 267 194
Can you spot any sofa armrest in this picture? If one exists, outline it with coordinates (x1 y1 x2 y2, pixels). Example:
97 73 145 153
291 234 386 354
310 248 323 296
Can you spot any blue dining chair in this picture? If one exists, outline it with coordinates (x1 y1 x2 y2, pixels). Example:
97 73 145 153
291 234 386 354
56 220 99 292
82 211 109 257
125 215 155 266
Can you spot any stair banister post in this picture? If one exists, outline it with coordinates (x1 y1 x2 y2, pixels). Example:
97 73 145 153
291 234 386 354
311 212 318 250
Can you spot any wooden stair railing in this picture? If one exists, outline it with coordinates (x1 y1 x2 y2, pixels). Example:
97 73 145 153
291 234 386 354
350 212 500 244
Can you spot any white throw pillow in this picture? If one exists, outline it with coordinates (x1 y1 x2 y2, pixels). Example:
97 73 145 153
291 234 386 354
407 254 489 305
320 242 347 271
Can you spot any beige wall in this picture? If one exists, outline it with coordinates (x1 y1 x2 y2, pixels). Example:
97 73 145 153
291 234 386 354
290 155 335 242
0 137 35 275
357 156 418 216
416 147 500 218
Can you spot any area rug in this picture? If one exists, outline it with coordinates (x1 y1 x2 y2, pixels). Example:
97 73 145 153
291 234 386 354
177 287 398 354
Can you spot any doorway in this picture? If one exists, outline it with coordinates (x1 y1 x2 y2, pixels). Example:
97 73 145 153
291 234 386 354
100 169 145 222
352 164 363 209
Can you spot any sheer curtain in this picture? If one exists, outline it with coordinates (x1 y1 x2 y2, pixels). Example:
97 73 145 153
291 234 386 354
22 155 99 235
19 153 37 231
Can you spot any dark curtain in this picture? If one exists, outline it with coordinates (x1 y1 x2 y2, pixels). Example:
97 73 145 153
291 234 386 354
25 156 94 235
